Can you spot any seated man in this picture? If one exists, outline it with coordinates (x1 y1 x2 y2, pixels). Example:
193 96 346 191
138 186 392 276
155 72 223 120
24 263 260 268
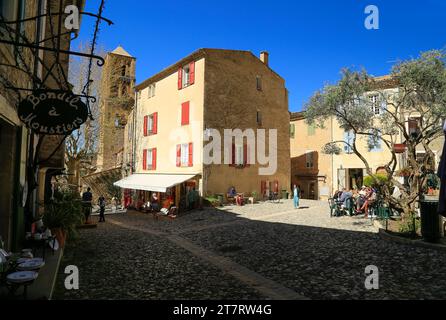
339 189 353 209
228 186 237 198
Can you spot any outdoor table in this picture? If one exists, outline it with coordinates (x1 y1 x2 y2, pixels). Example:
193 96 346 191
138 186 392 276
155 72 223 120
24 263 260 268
17 258 45 271
6 271 38 299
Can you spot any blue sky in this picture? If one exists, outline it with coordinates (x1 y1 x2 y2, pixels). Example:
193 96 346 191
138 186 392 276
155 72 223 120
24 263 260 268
75 0 446 111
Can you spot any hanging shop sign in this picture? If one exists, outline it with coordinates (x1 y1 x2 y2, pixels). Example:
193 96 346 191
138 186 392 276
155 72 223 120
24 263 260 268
18 90 89 135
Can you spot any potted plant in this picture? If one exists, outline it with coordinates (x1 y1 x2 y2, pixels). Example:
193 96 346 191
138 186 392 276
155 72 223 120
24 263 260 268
42 191 83 248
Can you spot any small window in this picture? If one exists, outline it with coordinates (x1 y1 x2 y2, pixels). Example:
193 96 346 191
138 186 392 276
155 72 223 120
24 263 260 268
256 76 262 91
180 143 189 166
344 130 354 154
306 152 314 168
182 65 190 88
235 145 244 165
307 124 315 136
408 117 422 137
368 130 382 152
147 84 156 98
369 94 380 115
146 149 153 168
256 111 262 126
148 114 154 133
290 124 295 139
121 65 126 76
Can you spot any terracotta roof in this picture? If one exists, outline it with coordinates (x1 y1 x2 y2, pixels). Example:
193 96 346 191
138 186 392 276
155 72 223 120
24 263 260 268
135 48 284 91
290 111 305 121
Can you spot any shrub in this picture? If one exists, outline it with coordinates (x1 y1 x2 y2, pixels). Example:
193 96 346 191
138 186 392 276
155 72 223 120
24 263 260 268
363 173 389 187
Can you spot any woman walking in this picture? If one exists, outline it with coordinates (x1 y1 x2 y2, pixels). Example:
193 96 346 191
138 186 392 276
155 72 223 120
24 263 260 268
293 185 300 209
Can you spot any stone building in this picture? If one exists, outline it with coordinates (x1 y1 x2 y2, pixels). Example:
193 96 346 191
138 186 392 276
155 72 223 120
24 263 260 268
116 48 290 210
0 0 84 250
96 46 136 171
81 46 135 201
290 112 333 200
290 76 444 199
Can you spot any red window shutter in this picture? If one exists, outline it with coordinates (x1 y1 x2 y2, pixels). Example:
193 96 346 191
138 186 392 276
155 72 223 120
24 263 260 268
152 112 158 134
176 144 181 167
152 148 157 170
181 101 190 125
178 68 183 90
189 61 195 85
143 115 148 136
230 143 235 167
188 143 193 167
143 149 147 170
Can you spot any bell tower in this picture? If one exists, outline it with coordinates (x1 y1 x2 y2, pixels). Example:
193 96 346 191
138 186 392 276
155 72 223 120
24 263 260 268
96 46 136 171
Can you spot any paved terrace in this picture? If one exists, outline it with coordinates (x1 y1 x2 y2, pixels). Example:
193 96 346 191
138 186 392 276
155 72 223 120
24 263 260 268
53 200 446 300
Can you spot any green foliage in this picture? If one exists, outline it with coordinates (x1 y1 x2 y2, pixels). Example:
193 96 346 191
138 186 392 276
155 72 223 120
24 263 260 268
426 173 440 190
43 190 83 239
398 213 420 236
304 49 446 218
363 174 389 187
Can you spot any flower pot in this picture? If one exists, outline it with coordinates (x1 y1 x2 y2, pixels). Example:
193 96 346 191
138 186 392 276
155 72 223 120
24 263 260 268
51 228 66 248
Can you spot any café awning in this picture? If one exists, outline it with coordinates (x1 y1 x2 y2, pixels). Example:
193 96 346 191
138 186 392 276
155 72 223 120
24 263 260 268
113 173 197 193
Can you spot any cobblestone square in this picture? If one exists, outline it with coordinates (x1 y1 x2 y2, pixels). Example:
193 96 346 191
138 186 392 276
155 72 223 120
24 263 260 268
54 200 446 300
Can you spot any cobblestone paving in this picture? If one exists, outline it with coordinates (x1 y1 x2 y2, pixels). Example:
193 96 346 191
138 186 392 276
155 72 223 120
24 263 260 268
53 223 264 300
54 200 446 299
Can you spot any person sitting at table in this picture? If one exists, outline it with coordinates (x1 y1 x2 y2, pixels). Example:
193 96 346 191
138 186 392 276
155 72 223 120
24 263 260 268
228 186 237 198
150 193 160 212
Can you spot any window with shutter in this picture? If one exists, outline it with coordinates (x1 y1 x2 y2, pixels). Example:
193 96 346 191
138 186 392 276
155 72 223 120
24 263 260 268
147 149 153 169
180 143 189 167
176 145 181 167
188 143 193 167
178 68 183 90
152 148 157 170
142 149 147 170
181 101 190 125
189 62 195 85
143 115 148 136
152 112 158 134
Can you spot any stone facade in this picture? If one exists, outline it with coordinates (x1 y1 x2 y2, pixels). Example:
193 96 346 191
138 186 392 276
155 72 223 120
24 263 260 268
290 112 333 200
0 0 83 250
96 47 136 172
132 48 290 199
290 78 445 199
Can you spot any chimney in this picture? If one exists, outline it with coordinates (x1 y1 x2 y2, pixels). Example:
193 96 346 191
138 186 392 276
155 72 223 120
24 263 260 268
260 51 269 66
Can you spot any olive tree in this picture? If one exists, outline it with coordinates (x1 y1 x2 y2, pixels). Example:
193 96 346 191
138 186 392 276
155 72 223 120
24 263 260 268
305 50 446 218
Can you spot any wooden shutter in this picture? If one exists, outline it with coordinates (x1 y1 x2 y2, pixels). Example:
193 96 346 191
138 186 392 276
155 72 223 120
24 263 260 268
143 115 148 136
181 101 190 125
152 148 157 170
230 143 235 166
178 68 183 90
261 180 266 197
152 112 158 134
143 149 147 170
274 180 279 193
189 62 195 85
188 143 193 167
176 144 181 167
